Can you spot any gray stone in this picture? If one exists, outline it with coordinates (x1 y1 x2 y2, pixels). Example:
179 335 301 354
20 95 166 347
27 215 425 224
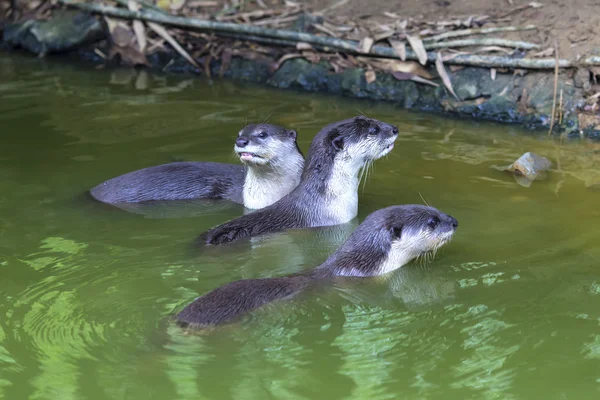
3 10 106 56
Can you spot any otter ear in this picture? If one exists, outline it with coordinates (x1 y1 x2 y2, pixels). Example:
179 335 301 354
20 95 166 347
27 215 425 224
287 130 297 140
390 225 402 239
331 136 344 151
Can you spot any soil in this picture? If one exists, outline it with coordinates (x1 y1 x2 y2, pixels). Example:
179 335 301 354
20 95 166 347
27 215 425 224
305 0 600 62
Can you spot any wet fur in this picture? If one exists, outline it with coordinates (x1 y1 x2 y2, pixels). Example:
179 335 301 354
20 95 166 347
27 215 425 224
200 116 398 245
90 162 246 204
89 124 303 207
178 205 458 328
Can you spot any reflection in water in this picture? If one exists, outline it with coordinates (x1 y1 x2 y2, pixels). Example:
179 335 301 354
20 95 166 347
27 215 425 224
1 53 600 399
109 198 244 219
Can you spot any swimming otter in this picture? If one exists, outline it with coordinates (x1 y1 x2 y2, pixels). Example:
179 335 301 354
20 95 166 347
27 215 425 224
200 116 398 245
89 124 304 209
177 205 458 328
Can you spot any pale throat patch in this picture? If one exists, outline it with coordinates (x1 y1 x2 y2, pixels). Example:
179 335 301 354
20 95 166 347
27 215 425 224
377 234 425 275
242 142 304 209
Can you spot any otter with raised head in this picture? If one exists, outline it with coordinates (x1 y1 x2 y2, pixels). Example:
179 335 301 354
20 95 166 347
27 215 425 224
177 205 458 328
199 116 398 245
89 124 304 210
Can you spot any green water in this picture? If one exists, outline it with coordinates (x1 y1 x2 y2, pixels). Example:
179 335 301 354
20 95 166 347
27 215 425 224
1 53 600 400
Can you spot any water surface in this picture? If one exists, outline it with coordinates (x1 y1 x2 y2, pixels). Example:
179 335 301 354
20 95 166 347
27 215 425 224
1 53 600 400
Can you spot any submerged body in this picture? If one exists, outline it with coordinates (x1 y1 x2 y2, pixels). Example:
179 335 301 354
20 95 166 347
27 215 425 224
199 116 399 245
89 124 304 209
177 204 458 328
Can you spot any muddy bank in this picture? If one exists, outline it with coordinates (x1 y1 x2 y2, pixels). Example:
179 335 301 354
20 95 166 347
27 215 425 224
1 8 598 140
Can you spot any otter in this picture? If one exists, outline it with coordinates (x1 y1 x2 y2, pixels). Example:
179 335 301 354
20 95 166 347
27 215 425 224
89 124 304 210
199 116 399 245
176 204 458 328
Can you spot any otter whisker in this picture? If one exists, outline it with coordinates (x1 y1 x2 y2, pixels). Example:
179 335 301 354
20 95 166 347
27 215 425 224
360 160 374 191
418 192 431 207
261 112 272 124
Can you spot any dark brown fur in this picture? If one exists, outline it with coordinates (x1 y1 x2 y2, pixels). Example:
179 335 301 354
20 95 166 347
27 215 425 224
89 124 301 204
199 116 398 245
177 205 458 328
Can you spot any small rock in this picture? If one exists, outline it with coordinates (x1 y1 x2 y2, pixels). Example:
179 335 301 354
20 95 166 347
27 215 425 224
3 10 106 56
494 152 552 187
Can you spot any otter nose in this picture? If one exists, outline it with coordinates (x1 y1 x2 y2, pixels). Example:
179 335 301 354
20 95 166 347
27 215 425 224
236 137 249 148
448 215 458 228
391 126 398 135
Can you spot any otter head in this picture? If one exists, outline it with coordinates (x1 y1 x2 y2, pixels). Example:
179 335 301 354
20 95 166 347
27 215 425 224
304 116 398 181
234 124 300 168
323 205 457 277
326 116 398 166
380 205 458 273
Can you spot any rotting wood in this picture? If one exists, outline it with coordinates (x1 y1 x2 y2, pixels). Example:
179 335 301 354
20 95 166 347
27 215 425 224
57 0 599 69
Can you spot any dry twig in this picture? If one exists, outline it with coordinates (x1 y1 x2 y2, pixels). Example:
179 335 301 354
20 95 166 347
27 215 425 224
57 0 590 69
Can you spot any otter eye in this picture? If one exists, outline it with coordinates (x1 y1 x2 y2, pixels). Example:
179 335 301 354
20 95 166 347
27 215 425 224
427 216 440 229
368 125 380 135
257 131 267 139
391 226 402 238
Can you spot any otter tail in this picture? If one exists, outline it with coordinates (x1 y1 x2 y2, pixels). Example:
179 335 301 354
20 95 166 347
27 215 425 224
176 276 312 327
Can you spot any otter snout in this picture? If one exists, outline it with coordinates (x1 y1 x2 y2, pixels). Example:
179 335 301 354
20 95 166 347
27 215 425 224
446 215 458 229
236 137 249 148
387 124 399 137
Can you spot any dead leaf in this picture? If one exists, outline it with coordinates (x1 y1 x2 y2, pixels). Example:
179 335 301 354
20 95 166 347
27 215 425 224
449 65 464 72
296 42 313 51
127 1 147 53
274 53 303 70
513 69 527 76
357 58 433 79
383 11 400 18
490 68 496 80
410 75 440 87
302 51 321 63
358 37 374 54
577 112 600 130
169 0 186 10
388 39 406 61
147 22 201 70
532 48 554 58
312 23 338 37
406 35 428 65
188 1 219 6
372 31 393 42
435 52 460 101
365 70 376 84
392 72 439 87
317 0 350 15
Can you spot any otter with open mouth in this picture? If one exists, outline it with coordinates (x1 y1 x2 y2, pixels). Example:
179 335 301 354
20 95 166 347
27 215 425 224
199 116 399 245
88 124 304 210
177 205 458 328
